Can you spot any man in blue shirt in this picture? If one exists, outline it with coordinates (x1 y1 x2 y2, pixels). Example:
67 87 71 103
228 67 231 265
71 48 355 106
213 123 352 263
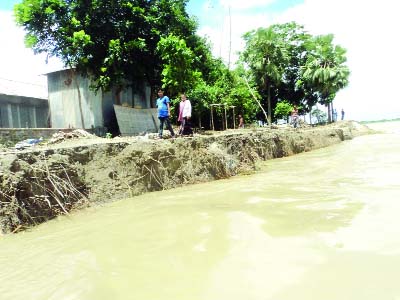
156 89 175 138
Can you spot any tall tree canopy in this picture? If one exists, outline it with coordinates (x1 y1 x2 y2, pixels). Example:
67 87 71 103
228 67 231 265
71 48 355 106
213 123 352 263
14 0 258 128
241 26 289 125
300 34 350 121
15 1 349 127
241 22 350 123
14 0 198 91
156 34 202 96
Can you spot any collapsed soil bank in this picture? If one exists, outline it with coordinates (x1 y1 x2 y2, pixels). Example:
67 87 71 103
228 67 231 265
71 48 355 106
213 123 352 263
0 121 372 234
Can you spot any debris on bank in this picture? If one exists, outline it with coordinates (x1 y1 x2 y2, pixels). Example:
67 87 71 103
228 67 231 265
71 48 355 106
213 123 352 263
14 137 43 150
47 129 96 144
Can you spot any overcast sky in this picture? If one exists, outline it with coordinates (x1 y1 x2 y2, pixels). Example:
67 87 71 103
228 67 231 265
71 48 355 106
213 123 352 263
0 8 63 84
1 0 399 121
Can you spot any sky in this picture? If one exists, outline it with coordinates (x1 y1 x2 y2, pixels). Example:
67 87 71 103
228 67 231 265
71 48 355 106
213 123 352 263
1 0 399 121
0 0 63 84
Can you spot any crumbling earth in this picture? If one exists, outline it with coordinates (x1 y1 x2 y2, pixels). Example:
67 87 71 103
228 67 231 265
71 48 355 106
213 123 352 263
0 121 373 234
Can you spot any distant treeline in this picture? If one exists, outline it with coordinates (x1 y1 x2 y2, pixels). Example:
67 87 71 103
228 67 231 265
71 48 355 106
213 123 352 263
361 118 400 124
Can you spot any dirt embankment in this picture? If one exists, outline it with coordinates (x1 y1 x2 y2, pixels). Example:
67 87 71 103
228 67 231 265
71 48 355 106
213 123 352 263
0 121 372 234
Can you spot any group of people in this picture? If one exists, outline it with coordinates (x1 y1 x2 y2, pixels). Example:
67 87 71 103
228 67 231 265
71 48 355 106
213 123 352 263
156 89 193 139
156 89 247 138
291 106 346 128
332 108 345 122
156 90 347 137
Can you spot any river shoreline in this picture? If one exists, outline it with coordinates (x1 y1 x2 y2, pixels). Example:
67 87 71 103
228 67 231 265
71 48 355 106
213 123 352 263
0 121 372 234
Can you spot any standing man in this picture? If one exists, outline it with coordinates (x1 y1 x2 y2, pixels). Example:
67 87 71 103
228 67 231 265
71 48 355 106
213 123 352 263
156 89 175 139
341 108 345 120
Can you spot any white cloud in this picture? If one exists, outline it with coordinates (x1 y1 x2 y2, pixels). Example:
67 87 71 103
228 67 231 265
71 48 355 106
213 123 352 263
0 10 63 84
197 0 400 121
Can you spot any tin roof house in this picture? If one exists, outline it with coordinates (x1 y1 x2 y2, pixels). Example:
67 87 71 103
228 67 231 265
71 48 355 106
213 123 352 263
0 77 49 128
46 69 158 136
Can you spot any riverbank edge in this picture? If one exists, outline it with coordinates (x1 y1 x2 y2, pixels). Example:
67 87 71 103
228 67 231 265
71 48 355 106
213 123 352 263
0 121 372 234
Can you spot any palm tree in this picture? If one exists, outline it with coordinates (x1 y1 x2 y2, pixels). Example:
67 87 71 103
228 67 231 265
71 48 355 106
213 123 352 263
241 28 289 125
302 35 350 122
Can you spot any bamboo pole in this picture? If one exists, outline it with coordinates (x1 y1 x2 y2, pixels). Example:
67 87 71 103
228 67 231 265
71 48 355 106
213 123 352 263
211 106 215 131
243 77 269 126
232 106 236 129
224 106 228 130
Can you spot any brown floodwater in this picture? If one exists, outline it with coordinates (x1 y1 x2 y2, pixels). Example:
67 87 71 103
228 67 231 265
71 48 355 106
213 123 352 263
1 121 399 300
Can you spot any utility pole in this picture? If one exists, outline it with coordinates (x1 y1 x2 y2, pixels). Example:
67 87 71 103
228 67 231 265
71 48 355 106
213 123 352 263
228 5 232 69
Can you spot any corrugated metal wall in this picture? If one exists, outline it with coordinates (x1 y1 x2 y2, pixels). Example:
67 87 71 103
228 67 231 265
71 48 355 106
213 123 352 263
47 69 152 133
0 96 49 128
114 106 158 135
48 70 103 129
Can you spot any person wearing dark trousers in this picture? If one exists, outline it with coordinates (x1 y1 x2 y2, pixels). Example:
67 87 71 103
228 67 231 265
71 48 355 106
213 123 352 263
156 89 175 139
291 105 299 128
178 93 193 136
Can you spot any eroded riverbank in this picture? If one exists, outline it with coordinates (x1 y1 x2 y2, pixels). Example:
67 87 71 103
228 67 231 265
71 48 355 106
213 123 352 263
1 125 399 300
0 121 372 234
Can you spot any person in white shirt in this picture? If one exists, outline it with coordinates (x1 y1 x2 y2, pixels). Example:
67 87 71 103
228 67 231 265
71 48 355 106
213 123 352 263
178 93 193 136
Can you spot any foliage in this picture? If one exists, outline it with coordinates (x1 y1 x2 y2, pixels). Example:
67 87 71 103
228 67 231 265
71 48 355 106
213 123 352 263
157 34 202 95
241 22 350 123
301 34 350 102
271 23 314 111
187 63 258 128
241 25 290 124
14 0 197 91
14 0 350 128
311 108 328 124
300 34 350 121
274 100 293 120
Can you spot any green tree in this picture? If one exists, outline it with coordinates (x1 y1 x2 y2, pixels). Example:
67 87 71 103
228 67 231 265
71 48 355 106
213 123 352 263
187 62 258 129
241 23 349 125
311 108 327 124
14 0 197 92
274 100 293 121
241 27 290 125
301 34 350 122
270 23 313 112
156 34 202 96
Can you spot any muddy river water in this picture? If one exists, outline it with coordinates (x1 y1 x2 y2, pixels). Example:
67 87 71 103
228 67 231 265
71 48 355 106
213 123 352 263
1 122 400 300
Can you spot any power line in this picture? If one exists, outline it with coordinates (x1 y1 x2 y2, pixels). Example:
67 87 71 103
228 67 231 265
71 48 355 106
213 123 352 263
0 76 46 87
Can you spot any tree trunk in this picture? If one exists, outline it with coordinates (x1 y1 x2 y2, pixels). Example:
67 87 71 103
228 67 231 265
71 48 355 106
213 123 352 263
267 85 272 126
327 103 332 123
